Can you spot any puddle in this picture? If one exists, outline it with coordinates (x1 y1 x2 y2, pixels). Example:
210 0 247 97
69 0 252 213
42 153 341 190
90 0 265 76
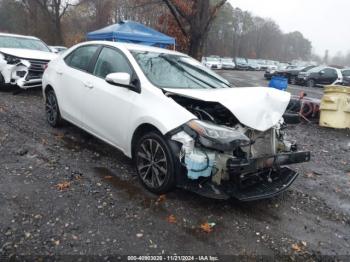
93 167 165 210
93 167 222 242
58 132 129 162
60 135 82 151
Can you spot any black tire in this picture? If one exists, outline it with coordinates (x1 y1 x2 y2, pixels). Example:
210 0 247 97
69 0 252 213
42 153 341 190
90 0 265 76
290 76 297 85
135 131 177 194
45 89 63 127
0 73 5 91
306 79 315 88
283 112 301 124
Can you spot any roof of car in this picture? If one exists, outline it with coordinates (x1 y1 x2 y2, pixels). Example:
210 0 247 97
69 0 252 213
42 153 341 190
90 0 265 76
0 32 39 40
81 41 186 57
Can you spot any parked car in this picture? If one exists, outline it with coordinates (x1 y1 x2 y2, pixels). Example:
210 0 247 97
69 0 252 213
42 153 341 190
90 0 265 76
257 59 268 70
202 56 223 70
234 57 249 70
221 57 236 69
50 46 68 54
297 66 343 87
0 33 57 90
246 59 261 71
278 65 316 85
265 60 278 71
264 65 295 80
341 68 350 86
43 41 310 201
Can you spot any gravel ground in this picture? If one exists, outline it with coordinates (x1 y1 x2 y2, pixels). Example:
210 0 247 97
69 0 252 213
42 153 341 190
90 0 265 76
0 71 349 260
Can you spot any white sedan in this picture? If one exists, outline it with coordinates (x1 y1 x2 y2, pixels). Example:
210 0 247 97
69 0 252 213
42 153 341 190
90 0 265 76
42 41 310 201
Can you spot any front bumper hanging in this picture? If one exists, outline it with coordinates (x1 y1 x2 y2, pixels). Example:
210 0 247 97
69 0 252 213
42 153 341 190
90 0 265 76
181 151 310 201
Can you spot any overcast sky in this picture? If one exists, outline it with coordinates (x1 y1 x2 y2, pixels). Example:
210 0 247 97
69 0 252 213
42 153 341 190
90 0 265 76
228 0 350 56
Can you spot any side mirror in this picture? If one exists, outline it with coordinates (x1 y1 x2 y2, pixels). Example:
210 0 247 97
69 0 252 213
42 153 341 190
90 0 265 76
319 71 325 75
105 72 141 93
106 72 131 87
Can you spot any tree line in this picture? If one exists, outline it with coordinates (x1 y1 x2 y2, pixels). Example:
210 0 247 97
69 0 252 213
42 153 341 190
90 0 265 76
0 0 348 65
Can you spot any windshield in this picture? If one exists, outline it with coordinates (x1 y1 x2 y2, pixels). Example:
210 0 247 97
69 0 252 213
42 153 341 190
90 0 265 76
307 66 325 73
247 59 258 64
0 35 51 52
236 58 247 63
132 51 231 89
222 58 233 62
301 65 316 72
206 57 220 62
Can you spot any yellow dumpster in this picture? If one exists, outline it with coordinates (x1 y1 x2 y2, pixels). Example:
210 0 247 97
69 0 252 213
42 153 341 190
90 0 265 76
319 85 350 129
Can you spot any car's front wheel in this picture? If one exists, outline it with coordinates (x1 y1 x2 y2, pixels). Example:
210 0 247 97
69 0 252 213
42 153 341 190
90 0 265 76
306 79 315 88
135 132 176 194
45 89 62 127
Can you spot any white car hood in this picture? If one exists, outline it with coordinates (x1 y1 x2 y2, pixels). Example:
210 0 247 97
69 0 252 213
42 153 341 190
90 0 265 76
165 87 291 132
0 48 57 61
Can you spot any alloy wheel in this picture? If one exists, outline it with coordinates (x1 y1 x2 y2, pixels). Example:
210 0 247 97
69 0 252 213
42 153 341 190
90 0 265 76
46 91 58 125
136 138 168 189
307 79 314 88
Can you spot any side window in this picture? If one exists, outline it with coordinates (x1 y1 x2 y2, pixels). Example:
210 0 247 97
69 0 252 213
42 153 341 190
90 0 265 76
64 45 99 71
343 70 350 77
93 47 133 78
321 68 335 77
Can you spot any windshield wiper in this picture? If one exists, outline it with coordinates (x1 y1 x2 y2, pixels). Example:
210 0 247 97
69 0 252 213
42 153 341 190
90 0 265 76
159 54 219 89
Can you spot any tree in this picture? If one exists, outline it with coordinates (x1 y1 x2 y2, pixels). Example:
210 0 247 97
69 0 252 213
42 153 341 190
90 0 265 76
79 0 114 30
22 0 76 44
0 0 27 35
162 0 227 59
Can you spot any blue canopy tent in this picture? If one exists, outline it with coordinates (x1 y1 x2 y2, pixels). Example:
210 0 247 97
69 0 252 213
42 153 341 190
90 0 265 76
86 20 176 49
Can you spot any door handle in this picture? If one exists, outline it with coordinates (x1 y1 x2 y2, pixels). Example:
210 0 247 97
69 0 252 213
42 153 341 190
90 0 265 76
84 82 94 89
56 70 63 75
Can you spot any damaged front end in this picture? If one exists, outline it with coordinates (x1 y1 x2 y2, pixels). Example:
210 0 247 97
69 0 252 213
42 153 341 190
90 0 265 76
0 52 48 89
169 95 310 201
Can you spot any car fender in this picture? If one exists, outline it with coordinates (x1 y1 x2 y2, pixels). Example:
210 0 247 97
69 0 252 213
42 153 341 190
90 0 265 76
123 88 196 157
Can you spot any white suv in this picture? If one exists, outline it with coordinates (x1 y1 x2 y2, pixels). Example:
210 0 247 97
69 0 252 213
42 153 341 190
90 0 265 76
42 41 310 201
0 33 57 89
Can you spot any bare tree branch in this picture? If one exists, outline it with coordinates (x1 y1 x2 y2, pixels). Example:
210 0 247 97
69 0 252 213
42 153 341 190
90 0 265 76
162 0 188 36
204 0 227 33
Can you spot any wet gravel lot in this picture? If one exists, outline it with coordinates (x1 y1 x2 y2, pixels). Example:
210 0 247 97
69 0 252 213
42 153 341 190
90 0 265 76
0 71 349 260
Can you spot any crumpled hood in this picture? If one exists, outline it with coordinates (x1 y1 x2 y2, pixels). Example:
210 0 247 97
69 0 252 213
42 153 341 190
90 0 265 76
165 87 291 132
0 48 57 61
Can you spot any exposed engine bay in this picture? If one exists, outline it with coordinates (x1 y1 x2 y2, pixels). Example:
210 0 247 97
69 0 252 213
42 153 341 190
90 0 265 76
167 93 310 201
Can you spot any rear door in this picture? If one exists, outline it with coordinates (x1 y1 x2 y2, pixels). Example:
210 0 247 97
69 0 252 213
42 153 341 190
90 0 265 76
57 45 100 126
82 46 138 150
321 68 338 84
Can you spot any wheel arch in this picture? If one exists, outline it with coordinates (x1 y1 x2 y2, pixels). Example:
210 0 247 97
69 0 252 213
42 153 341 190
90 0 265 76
43 84 54 99
130 123 163 159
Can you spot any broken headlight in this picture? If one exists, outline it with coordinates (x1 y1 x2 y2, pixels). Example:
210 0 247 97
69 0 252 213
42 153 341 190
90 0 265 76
185 120 251 151
2 53 21 65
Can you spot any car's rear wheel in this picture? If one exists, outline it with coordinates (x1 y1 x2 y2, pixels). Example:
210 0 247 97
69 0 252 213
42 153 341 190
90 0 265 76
306 79 315 88
45 89 62 127
135 132 176 194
